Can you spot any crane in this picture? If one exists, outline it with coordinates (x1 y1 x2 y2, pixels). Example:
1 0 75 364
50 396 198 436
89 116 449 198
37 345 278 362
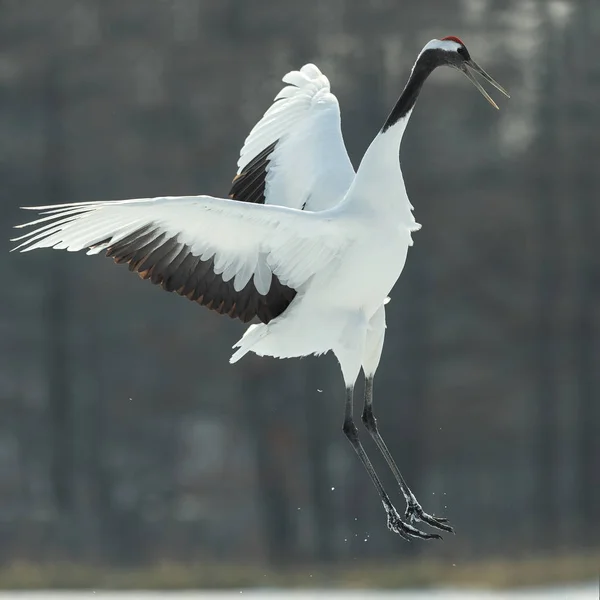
12 37 508 540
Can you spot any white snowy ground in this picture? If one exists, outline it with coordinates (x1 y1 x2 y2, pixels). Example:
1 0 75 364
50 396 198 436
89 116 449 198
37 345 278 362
0 584 597 599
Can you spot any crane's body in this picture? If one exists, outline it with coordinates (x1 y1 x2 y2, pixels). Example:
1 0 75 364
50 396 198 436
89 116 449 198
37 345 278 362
13 37 508 541
229 69 419 371
232 217 411 376
232 124 417 371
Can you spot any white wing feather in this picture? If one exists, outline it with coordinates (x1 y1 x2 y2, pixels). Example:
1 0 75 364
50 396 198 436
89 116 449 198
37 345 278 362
12 196 347 295
237 64 355 211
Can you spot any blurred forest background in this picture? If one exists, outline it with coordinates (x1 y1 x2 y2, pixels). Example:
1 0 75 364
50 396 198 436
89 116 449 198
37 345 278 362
0 0 599 589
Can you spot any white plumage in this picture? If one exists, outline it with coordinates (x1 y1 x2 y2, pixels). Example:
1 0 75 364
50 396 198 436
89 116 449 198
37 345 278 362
13 39 508 540
13 196 344 295
14 61 415 375
236 63 355 211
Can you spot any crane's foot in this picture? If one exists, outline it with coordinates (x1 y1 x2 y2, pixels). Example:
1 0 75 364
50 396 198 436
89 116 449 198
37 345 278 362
404 497 454 534
383 501 443 541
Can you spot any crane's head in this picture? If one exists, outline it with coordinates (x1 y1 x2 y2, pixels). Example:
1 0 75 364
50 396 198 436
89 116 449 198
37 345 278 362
421 36 510 109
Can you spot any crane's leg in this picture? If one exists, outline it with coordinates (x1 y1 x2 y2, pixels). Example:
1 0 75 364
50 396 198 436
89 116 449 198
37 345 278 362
361 304 454 534
343 385 440 540
361 376 453 534
335 315 440 541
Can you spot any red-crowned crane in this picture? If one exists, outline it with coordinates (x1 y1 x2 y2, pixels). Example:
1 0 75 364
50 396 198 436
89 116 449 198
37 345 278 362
13 36 508 540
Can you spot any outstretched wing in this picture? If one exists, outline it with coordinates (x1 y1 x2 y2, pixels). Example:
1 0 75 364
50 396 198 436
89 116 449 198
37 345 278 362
229 64 355 211
12 196 346 324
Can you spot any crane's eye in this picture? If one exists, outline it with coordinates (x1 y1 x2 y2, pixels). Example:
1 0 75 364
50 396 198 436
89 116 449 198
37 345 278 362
457 45 469 59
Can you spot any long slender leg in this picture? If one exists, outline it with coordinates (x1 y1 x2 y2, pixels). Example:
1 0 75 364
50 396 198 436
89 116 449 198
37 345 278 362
361 376 454 534
342 385 441 541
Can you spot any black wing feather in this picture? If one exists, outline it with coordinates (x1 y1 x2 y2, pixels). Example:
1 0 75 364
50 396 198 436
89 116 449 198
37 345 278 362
102 139 299 324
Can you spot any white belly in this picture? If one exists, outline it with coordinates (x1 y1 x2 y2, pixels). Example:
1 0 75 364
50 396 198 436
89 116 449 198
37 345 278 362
231 222 412 363
308 225 411 316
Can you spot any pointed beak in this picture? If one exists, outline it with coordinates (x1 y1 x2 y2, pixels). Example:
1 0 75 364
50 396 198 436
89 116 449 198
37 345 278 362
460 59 510 109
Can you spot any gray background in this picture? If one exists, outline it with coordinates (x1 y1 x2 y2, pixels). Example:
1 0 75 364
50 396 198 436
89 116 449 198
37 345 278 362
0 0 598 589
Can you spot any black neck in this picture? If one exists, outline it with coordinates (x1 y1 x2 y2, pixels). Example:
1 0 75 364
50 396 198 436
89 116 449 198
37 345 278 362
381 50 439 133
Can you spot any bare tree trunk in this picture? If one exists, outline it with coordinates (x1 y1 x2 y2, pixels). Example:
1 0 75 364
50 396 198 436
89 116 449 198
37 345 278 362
572 0 600 547
43 59 76 557
304 360 335 564
245 361 297 566
532 19 560 553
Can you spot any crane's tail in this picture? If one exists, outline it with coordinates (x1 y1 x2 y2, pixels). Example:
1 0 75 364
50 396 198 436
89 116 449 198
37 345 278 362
230 307 340 363
230 323 269 363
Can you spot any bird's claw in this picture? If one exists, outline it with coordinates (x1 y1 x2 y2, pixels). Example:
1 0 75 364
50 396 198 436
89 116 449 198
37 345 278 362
384 502 443 541
404 499 455 534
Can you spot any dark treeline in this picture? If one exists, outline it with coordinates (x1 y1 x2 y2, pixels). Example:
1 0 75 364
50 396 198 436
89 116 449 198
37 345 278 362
0 0 598 569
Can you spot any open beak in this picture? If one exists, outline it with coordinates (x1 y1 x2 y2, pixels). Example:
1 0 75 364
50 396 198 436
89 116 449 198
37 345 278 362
461 59 510 109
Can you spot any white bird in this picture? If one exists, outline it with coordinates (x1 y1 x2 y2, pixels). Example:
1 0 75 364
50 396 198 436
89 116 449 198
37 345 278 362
13 36 508 540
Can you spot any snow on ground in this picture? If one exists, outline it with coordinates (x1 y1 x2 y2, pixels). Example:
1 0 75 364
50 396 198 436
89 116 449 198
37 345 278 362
0 584 597 599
